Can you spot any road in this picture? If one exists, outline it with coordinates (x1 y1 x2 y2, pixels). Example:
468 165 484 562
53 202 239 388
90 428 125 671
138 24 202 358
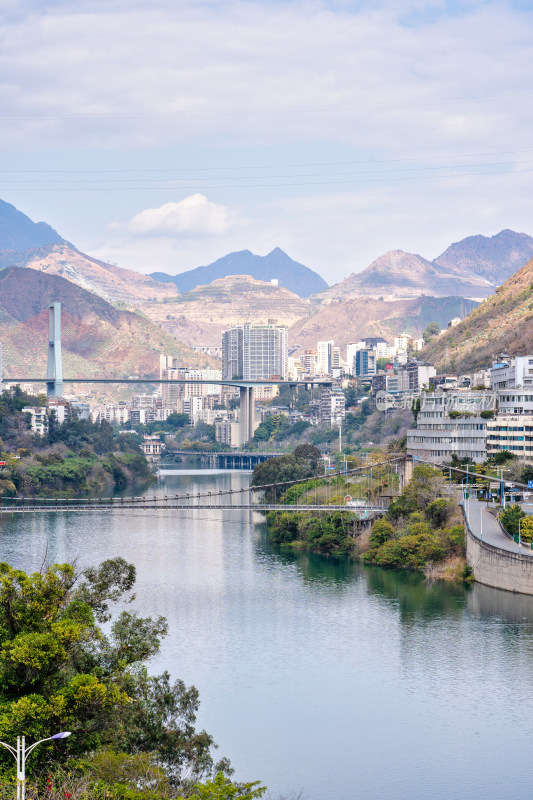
464 498 533 557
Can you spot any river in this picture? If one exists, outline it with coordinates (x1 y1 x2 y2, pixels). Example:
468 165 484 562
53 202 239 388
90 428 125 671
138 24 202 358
2 468 533 800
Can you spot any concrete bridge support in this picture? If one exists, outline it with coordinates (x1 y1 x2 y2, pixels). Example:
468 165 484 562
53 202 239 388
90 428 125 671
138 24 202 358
46 302 63 398
238 386 256 445
398 456 413 493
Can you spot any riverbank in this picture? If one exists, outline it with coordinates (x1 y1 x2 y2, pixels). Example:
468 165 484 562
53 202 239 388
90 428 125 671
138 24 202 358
263 460 468 579
0 390 154 497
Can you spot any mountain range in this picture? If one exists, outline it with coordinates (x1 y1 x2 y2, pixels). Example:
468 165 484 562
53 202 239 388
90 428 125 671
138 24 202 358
150 247 328 298
2 198 533 374
422 255 533 374
0 268 211 386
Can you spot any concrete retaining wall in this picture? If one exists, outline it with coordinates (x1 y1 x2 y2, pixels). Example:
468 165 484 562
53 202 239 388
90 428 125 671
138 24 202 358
466 525 533 595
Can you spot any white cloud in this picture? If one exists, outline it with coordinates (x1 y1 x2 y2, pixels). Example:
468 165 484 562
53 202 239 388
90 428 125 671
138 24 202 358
128 195 236 237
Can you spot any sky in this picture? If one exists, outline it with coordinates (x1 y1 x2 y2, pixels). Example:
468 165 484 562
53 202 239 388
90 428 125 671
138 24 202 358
1 0 533 285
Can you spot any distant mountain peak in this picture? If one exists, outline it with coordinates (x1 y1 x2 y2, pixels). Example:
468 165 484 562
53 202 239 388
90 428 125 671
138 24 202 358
433 229 533 285
0 198 65 253
150 247 327 298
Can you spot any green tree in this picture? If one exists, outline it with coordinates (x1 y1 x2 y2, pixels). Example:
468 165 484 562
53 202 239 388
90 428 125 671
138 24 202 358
423 321 441 344
0 558 225 790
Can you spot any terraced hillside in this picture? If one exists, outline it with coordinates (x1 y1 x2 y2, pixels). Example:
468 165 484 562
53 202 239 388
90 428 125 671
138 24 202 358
140 275 313 347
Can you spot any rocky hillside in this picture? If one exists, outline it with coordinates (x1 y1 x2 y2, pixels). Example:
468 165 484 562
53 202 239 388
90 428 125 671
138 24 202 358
288 296 477 356
422 256 533 373
314 250 493 303
10 244 178 305
150 247 328 298
434 229 533 286
0 268 209 385
140 275 313 347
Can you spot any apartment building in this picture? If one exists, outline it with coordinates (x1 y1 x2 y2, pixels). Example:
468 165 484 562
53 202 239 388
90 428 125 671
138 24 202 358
222 323 288 381
407 390 497 463
319 388 346 426
486 415 533 457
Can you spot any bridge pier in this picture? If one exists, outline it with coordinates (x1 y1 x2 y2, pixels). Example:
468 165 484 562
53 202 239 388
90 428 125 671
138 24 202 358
398 456 413 493
238 386 256 446
46 302 63 398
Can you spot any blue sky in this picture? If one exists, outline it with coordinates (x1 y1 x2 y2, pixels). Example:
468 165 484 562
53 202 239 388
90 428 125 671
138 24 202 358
1 0 533 284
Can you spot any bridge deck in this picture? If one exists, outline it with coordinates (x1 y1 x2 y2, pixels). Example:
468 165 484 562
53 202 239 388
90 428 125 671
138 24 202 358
0 503 384 515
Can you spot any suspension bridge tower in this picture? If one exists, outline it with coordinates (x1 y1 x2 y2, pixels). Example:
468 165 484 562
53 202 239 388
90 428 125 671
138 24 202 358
46 301 63 398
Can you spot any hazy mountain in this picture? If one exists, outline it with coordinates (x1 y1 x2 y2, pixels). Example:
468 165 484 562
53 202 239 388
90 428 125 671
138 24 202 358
0 198 65 257
423 256 533 373
433 229 533 286
0 198 177 304
0 268 208 382
288 295 478 355
314 250 493 303
150 247 328 298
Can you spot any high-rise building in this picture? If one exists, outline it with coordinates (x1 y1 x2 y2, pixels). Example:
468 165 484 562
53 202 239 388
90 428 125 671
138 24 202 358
222 324 288 381
222 328 244 380
317 340 334 374
354 349 377 378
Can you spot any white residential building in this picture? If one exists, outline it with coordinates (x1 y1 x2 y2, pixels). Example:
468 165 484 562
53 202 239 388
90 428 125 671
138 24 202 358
22 406 49 436
317 340 334 375
490 356 533 390
407 390 497 463
319 388 346 426
486 414 533 457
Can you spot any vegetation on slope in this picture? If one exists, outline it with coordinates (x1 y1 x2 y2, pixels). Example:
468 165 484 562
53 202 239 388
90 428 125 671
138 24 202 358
362 464 466 578
422 256 533 373
0 389 153 497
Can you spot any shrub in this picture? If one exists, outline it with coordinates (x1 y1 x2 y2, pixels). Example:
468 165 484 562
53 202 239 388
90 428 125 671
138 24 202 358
424 498 453 527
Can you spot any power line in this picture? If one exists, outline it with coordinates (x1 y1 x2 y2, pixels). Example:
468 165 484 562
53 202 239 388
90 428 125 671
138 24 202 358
1 166 531 190
1 159 532 184
1 148 533 174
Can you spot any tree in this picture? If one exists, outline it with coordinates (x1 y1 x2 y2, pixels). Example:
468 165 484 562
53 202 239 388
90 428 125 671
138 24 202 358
0 558 225 790
423 321 441 344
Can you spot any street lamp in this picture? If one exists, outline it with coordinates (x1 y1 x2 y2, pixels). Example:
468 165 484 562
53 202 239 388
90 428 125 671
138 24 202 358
0 731 71 800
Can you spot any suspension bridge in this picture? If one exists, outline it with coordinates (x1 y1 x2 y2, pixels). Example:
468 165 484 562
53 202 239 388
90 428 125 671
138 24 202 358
0 456 412 517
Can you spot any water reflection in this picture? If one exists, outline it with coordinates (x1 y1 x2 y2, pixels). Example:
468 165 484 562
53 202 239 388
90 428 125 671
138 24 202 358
3 470 533 800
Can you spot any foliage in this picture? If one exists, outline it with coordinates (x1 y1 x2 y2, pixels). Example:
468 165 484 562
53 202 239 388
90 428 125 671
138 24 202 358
0 558 225 791
491 450 516 465
187 771 266 799
267 511 356 555
251 446 321 501
424 498 454 527
363 466 463 572
423 321 441 343
519 515 533 543
387 464 449 521
480 410 494 419
500 504 526 538
250 415 310 446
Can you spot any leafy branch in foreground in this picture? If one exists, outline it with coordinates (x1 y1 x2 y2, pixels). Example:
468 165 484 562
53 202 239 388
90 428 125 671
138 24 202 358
0 557 252 796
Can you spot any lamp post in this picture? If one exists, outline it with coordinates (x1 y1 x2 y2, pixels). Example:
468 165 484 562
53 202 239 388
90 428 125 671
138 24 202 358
0 732 71 799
